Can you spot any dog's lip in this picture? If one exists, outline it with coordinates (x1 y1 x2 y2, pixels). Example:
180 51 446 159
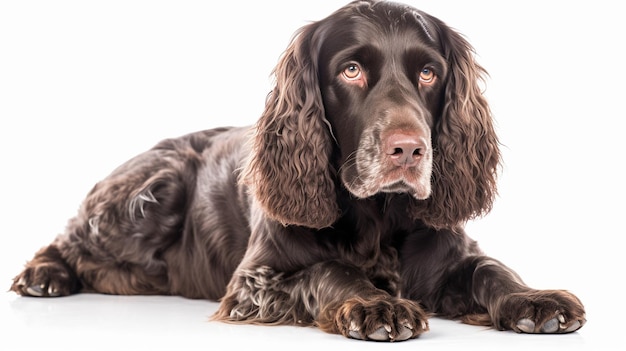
379 179 430 199
342 161 432 199
380 180 413 193
379 163 432 197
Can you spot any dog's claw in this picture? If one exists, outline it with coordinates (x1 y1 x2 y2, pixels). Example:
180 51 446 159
21 281 61 297
48 285 60 297
517 314 584 334
349 322 414 342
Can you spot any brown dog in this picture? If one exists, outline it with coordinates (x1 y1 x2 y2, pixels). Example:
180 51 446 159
11 0 585 342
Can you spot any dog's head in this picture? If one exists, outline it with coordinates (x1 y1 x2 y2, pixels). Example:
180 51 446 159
243 0 501 230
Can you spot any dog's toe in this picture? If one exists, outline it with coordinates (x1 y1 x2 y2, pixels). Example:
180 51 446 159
540 317 559 333
25 284 45 297
367 325 391 341
516 318 535 333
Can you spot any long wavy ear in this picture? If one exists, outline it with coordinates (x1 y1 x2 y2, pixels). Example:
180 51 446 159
413 22 501 230
242 23 340 229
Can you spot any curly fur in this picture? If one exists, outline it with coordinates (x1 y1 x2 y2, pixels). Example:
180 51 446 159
241 27 340 228
11 0 585 342
409 19 501 229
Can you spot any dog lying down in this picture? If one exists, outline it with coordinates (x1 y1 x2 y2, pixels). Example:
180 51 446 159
11 0 585 342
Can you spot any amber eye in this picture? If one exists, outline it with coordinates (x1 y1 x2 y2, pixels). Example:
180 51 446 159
342 63 362 80
419 68 435 84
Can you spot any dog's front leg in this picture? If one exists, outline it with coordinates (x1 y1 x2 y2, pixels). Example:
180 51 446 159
213 260 429 342
468 256 586 333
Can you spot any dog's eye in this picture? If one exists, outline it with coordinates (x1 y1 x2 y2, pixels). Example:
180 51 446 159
419 68 435 84
340 62 367 88
342 63 362 80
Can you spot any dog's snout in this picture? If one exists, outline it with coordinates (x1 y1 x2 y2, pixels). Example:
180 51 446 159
384 132 428 168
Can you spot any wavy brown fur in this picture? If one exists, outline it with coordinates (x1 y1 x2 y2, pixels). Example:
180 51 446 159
241 23 340 229
409 18 501 229
11 0 585 343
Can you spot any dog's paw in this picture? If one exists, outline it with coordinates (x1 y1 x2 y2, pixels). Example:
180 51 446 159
11 257 79 297
497 290 586 334
333 296 429 342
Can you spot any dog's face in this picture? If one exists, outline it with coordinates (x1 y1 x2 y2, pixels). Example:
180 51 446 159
246 0 499 229
317 5 448 200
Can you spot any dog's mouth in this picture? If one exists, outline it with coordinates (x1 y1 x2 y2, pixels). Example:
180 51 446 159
342 168 432 200
379 177 431 199
381 180 416 193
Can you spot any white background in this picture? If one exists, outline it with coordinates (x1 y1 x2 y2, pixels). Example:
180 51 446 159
1 1 624 350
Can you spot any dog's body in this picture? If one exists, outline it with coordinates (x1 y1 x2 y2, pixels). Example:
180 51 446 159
11 0 585 342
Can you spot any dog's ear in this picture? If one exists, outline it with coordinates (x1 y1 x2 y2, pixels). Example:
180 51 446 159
412 19 502 229
242 23 340 229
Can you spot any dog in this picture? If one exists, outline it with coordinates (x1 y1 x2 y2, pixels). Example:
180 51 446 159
11 0 586 342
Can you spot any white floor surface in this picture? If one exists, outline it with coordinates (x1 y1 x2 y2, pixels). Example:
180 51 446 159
1 290 617 351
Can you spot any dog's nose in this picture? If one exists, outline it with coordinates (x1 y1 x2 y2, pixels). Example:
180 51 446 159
384 132 428 168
